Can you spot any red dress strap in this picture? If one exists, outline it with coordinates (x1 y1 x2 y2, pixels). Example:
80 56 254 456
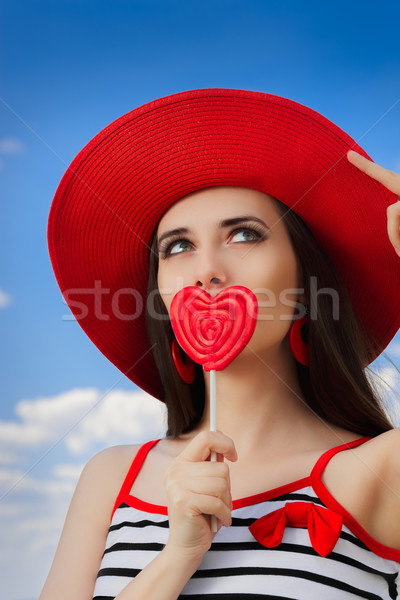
111 439 161 520
311 435 400 561
312 436 371 479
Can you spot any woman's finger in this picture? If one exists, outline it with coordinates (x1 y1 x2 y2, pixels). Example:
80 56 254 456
166 459 232 484
347 150 400 197
387 203 400 253
182 491 233 528
179 430 238 463
182 476 232 505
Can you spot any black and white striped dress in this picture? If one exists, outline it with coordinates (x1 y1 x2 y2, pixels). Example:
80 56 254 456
93 437 400 600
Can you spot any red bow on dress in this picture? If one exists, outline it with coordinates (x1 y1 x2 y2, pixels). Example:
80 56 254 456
249 501 343 557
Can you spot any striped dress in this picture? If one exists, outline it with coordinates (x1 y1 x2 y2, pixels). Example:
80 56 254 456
92 437 400 599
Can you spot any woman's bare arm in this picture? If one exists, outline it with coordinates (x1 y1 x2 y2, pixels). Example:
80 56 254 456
39 445 139 600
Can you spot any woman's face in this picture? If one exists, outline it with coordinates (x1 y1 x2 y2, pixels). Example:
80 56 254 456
156 186 303 359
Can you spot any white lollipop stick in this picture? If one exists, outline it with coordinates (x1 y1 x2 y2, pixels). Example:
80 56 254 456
210 369 218 533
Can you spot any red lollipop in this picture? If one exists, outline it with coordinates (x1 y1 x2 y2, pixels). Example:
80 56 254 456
170 285 258 371
170 285 258 532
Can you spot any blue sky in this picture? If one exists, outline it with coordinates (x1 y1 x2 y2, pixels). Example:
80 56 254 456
1 1 400 598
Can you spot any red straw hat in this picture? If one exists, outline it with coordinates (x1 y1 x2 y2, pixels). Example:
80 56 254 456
48 88 400 400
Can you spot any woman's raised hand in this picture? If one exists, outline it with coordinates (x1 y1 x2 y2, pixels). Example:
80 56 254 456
164 430 238 562
347 150 400 256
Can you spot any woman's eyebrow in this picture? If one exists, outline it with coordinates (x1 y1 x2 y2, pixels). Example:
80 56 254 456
157 216 270 248
157 227 189 248
220 216 270 230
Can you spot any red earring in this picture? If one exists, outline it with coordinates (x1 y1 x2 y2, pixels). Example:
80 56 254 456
171 338 196 384
289 315 310 366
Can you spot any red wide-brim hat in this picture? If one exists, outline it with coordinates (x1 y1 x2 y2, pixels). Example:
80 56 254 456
48 89 400 400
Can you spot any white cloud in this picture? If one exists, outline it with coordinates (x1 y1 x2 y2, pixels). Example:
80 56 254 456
52 462 84 480
0 450 19 465
0 387 166 514
367 365 398 394
367 364 400 426
18 514 68 534
0 501 25 518
0 388 98 448
0 468 76 499
0 387 167 455
385 341 400 358
0 289 11 308
0 386 167 600
0 468 26 494
0 136 26 155
66 389 167 454
0 493 69 597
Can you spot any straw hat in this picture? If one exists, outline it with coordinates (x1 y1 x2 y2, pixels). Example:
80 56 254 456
48 88 400 400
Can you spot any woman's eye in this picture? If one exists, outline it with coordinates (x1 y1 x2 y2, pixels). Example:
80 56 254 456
168 240 192 255
230 229 260 243
160 226 264 258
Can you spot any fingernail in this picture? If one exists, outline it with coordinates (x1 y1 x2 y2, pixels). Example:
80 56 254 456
348 150 358 158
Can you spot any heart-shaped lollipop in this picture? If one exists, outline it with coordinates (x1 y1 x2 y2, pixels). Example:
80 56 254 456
170 286 258 371
170 285 258 533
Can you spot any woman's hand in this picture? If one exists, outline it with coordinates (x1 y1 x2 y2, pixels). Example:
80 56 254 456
164 430 238 562
347 150 400 256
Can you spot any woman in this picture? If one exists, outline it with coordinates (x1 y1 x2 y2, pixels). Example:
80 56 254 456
42 89 400 599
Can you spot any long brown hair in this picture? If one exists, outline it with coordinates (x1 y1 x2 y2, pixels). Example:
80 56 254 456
145 193 393 437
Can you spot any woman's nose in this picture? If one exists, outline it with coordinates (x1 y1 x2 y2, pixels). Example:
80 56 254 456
196 276 224 290
194 255 227 292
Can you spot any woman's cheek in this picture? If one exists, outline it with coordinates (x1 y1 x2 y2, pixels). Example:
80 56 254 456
158 266 188 314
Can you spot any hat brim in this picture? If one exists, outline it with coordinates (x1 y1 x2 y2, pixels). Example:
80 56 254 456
48 88 400 400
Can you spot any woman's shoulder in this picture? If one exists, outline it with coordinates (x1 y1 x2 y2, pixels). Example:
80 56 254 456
84 442 143 481
330 428 400 497
80 439 179 503
86 442 143 469
352 427 400 469
325 427 400 550
360 428 400 506
75 444 143 510
356 429 400 550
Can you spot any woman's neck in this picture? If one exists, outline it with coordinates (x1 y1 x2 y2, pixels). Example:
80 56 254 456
197 341 349 461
